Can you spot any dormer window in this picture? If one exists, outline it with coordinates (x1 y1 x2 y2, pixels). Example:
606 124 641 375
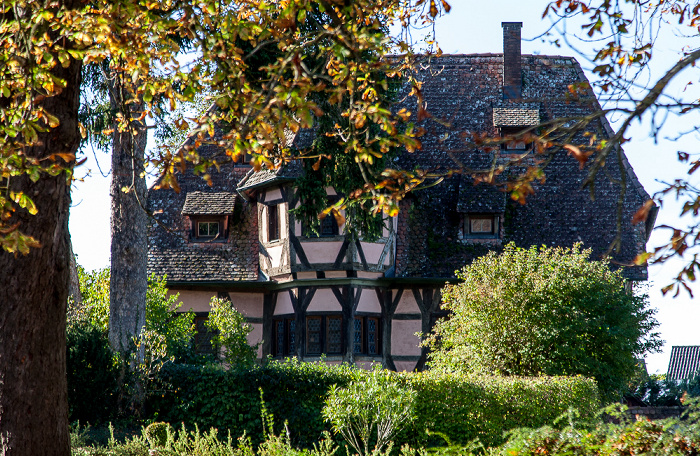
182 191 237 243
197 221 220 238
465 214 499 237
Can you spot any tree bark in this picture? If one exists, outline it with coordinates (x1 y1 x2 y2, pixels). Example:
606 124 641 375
107 73 148 359
0 10 81 454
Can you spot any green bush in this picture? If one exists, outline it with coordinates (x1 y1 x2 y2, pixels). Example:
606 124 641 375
206 297 258 366
66 322 120 424
497 400 700 455
144 422 171 448
424 243 661 403
148 361 599 449
72 267 196 362
323 368 416 456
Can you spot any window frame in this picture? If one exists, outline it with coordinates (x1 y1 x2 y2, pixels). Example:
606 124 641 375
190 216 228 242
463 214 500 239
353 315 381 356
267 204 280 242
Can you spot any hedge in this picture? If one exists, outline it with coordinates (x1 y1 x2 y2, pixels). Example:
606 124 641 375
148 360 599 449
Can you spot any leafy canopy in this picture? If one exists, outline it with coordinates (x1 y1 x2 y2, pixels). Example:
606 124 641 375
424 243 662 402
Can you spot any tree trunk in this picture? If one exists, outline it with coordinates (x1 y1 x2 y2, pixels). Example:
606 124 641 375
0 11 81 453
68 237 82 307
107 73 148 360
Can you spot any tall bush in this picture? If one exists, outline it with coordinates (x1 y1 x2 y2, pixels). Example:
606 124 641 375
424 243 661 402
206 297 258 366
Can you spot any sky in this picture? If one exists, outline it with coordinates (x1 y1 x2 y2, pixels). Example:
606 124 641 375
68 0 700 375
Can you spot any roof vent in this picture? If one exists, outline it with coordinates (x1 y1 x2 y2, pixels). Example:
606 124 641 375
502 22 523 100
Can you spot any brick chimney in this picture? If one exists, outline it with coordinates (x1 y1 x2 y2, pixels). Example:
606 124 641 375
502 22 523 100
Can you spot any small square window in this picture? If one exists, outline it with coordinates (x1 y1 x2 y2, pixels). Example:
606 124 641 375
464 214 499 238
197 221 220 238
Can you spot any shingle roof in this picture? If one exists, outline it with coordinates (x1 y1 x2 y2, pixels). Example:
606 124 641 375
148 165 259 283
493 106 540 126
457 176 507 213
393 54 652 280
667 346 700 380
182 192 238 215
237 160 303 192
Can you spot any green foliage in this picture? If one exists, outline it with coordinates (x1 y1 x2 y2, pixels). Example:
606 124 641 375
629 373 700 406
145 274 196 362
148 361 599 449
144 422 171 449
424 243 661 403
323 367 416 456
72 421 341 456
206 297 258 367
66 322 120 424
498 399 700 456
71 267 196 361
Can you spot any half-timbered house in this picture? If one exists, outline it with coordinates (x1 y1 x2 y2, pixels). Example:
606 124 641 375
147 23 656 371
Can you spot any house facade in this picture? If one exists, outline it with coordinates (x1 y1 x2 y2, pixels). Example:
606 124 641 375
147 23 656 371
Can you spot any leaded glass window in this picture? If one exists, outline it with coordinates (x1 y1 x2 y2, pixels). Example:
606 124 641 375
327 317 342 354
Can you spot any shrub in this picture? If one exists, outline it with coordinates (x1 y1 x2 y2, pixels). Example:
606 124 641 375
71 267 196 362
144 422 171 448
148 361 599 449
206 297 258 366
66 322 119 424
323 368 416 456
498 400 700 455
424 243 661 403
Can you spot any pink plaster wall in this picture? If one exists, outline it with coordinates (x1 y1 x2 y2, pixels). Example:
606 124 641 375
301 241 344 264
357 271 382 279
360 241 385 265
248 323 263 358
394 360 418 372
266 188 283 201
274 291 295 315
306 288 342 312
296 271 317 279
356 288 381 313
394 291 420 314
391 320 422 356
230 292 264 318
171 290 215 313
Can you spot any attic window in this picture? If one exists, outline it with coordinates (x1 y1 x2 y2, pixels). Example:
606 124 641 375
463 214 499 238
500 126 529 151
189 216 228 241
197 221 220 238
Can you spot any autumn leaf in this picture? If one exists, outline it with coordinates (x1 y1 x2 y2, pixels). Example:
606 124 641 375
632 199 655 225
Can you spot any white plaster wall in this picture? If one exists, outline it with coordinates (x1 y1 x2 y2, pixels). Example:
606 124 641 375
394 291 420 314
306 288 342 312
301 241 344 264
274 291 295 315
391 320 422 356
356 288 381 313
267 244 284 268
230 292 264 319
172 290 215 313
